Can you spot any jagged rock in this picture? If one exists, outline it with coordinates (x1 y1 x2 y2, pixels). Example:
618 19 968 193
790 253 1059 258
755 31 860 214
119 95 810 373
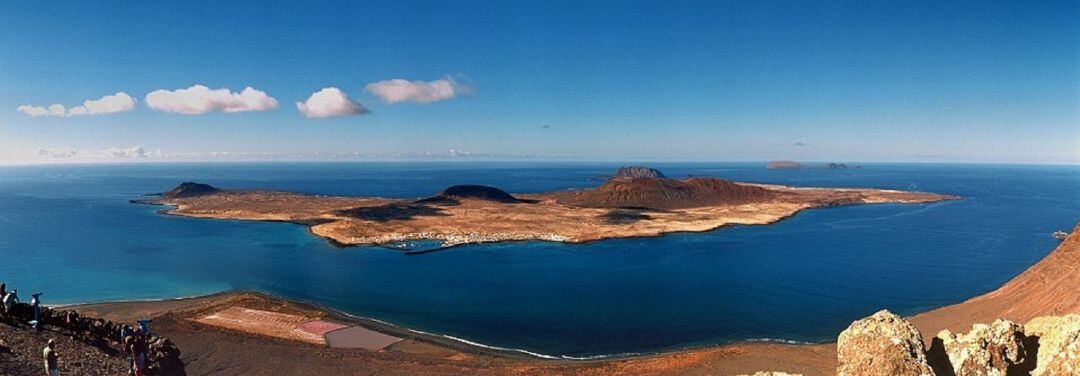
933 319 1028 376
1025 314 1080 376
837 310 935 376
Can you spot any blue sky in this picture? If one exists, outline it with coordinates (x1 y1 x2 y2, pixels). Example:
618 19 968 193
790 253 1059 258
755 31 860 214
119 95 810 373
1 1 1077 163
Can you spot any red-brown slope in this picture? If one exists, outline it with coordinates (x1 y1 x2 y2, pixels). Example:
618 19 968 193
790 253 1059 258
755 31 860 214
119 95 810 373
554 177 781 210
910 224 1080 340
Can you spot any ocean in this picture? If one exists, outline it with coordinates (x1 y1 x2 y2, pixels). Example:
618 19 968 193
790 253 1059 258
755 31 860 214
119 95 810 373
0 162 1077 357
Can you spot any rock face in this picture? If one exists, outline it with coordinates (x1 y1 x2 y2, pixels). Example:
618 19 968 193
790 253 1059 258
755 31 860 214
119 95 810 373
613 166 666 179
933 319 1028 376
836 312 1080 376
837 310 935 376
554 177 779 210
766 161 802 169
430 185 523 203
162 182 219 198
1025 314 1080 376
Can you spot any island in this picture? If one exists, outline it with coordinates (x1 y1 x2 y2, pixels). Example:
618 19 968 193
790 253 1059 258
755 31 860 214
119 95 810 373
766 160 802 169
140 168 957 249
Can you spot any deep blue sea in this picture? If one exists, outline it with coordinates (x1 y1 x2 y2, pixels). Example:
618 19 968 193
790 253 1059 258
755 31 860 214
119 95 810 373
1 162 1078 357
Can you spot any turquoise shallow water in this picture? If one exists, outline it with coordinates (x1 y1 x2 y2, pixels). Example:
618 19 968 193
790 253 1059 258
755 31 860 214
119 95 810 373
0 162 1078 357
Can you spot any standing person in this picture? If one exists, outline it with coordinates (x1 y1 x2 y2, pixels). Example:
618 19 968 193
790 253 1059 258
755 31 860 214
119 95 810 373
121 326 135 375
4 288 19 315
130 328 146 376
0 283 6 319
64 311 80 338
43 339 59 376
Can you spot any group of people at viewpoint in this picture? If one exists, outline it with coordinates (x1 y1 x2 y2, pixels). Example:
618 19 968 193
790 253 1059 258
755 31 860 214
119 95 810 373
1 282 150 376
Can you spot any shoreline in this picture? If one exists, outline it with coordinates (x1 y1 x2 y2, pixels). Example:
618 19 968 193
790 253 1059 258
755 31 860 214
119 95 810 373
60 222 1080 375
65 288 822 362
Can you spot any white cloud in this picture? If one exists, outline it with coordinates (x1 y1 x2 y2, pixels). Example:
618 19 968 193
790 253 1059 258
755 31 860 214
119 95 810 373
48 104 67 116
145 85 279 115
365 76 472 104
69 92 136 116
17 105 49 117
296 87 368 118
17 92 136 117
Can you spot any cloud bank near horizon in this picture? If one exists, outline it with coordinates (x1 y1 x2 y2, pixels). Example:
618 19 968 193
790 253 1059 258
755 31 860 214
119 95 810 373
365 76 472 104
145 85 279 115
35 146 162 160
296 87 368 118
18 92 136 117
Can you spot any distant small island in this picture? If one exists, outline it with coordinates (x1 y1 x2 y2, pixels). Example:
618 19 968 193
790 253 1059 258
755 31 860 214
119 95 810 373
766 160 802 169
767 161 859 170
141 167 957 249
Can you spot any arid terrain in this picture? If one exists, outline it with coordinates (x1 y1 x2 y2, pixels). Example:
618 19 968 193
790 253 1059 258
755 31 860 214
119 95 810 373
143 171 956 248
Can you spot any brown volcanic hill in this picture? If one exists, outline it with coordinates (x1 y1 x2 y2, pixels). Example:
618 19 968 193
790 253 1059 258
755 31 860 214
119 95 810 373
613 166 666 179
162 182 219 198
420 184 524 204
554 177 779 209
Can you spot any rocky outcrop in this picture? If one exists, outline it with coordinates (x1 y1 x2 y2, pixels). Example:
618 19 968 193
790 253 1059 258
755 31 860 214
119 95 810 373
162 182 219 198
1024 314 1080 376
837 310 1080 376
837 310 935 376
932 319 1028 376
766 161 802 169
613 166 666 179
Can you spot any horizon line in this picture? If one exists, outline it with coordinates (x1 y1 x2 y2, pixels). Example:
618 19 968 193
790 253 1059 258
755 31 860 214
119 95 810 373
2 158 1078 168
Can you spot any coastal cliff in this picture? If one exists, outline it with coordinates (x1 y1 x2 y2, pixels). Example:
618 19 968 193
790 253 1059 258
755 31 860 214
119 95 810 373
827 225 1080 376
909 222 1080 339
